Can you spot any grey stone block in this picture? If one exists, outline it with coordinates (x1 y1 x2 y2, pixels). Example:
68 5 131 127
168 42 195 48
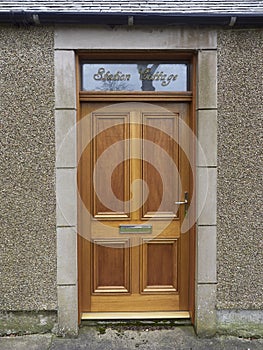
55 110 77 168
197 226 217 283
195 284 217 337
57 227 77 285
57 286 78 337
56 168 77 227
197 167 217 225
197 50 217 109
55 50 76 109
197 110 217 167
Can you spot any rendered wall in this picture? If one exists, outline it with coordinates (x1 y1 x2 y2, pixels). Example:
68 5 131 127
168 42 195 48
0 26 56 312
0 24 262 337
217 29 263 310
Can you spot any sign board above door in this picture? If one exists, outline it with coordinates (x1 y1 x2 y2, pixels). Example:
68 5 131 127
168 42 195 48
81 62 189 92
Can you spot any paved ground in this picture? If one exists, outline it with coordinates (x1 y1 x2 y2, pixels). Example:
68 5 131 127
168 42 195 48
0 325 262 350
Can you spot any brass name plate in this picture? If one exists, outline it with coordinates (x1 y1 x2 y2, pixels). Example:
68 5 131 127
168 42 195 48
119 225 152 234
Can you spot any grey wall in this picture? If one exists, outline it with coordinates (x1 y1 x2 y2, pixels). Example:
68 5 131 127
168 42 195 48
217 29 263 309
0 26 56 310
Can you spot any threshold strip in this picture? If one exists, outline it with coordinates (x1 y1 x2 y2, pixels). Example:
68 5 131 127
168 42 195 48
81 311 190 320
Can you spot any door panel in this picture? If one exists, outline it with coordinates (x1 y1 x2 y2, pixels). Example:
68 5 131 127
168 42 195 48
92 112 130 218
141 239 178 293
142 113 179 218
78 102 190 314
92 239 130 293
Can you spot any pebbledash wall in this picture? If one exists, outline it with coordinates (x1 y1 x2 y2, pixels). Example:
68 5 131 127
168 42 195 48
0 25 262 337
217 29 263 335
0 26 57 334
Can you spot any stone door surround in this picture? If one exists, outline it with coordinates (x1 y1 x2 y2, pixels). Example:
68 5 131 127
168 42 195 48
55 25 217 337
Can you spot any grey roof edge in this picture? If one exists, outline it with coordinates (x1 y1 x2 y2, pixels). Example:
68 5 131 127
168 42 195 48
2 10 263 16
0 10 262 27
1 1 263 14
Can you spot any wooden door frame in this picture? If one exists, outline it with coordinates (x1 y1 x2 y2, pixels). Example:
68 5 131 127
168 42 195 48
76 50 197 323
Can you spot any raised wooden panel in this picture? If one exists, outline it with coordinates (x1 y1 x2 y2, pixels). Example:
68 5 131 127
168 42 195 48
90 294 180 312
92 239 130 293
142 114 179 219
141 239 178 293
92 113 130 219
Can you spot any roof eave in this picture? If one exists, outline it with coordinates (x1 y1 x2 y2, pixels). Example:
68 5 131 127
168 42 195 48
0 11 262 27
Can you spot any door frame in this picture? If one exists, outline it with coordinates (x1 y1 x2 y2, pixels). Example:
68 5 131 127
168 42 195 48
76 51 196 321
55 26 217 336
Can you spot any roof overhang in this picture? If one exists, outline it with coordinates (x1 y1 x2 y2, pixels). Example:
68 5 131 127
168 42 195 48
0 11 262 27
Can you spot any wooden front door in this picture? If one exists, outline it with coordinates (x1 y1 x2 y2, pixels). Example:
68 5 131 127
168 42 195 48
78 101 191 315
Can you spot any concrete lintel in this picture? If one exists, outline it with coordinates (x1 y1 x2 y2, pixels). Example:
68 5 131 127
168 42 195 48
55 26 217 50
